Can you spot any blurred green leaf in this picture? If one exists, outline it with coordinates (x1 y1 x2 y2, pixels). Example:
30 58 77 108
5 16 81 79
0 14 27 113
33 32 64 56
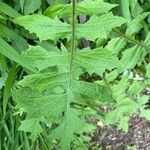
0 1 21 18
24 0 41 15
0 37 37 72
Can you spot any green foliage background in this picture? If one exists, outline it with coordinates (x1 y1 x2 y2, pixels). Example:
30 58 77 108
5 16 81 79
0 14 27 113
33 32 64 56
0 0 150 149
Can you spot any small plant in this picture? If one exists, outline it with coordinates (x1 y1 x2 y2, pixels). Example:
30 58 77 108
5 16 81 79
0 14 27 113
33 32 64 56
0 0 150 149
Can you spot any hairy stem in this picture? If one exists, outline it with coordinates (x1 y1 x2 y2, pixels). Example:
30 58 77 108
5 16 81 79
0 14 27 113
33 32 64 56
70 0 76 70
66 0 76 116
68 0 76 91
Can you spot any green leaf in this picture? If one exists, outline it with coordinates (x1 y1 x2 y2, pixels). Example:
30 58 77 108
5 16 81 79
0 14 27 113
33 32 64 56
0 37 37 72
24 0 41 15
72 81 114 106
10 0 147 148
129 1 143 17
146 63 150 78
47 0 69 4
14 13 126 42
112 78 129 102
120 0 131 20
117 98 138 114
20 0 25 14
3 64 17 116
13 14 70 41
144 32 150 47
22 46 69 71
0 54 7 89
105 98 138 125
76 0 117 15
146 63 150 85
104 109 119 125
0 24 28 51
13 77 67 119
118 116 129 132
140 108 150 120
0 1 21 18
106 37 127 54
128 81 143 95
22 46 120 75
120 46 144 70
126 12 150 35
17 72 68 92
105 69 119 82
48 110 84 150
44 3 65 18
77 13 126 41
74 48 120 75
138 95 149 106
12 70 113 148
44 0 117 18
18 118 43 140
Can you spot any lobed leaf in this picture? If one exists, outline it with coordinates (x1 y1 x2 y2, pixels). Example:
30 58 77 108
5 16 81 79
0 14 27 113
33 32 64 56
74 48 120 75
44 0 117 18
22 46 120 75
13 14 70 41
13 70 113 147
13 13 126 42
77 13 127 40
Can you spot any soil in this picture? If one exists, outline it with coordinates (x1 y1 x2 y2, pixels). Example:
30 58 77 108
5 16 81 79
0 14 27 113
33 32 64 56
92 115 150 150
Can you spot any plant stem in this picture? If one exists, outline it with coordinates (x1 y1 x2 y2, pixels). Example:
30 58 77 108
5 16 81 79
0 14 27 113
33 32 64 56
112 28 150 52
64 0 76 141
70 0 76 76
66 0 76 116
68 0 76 96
